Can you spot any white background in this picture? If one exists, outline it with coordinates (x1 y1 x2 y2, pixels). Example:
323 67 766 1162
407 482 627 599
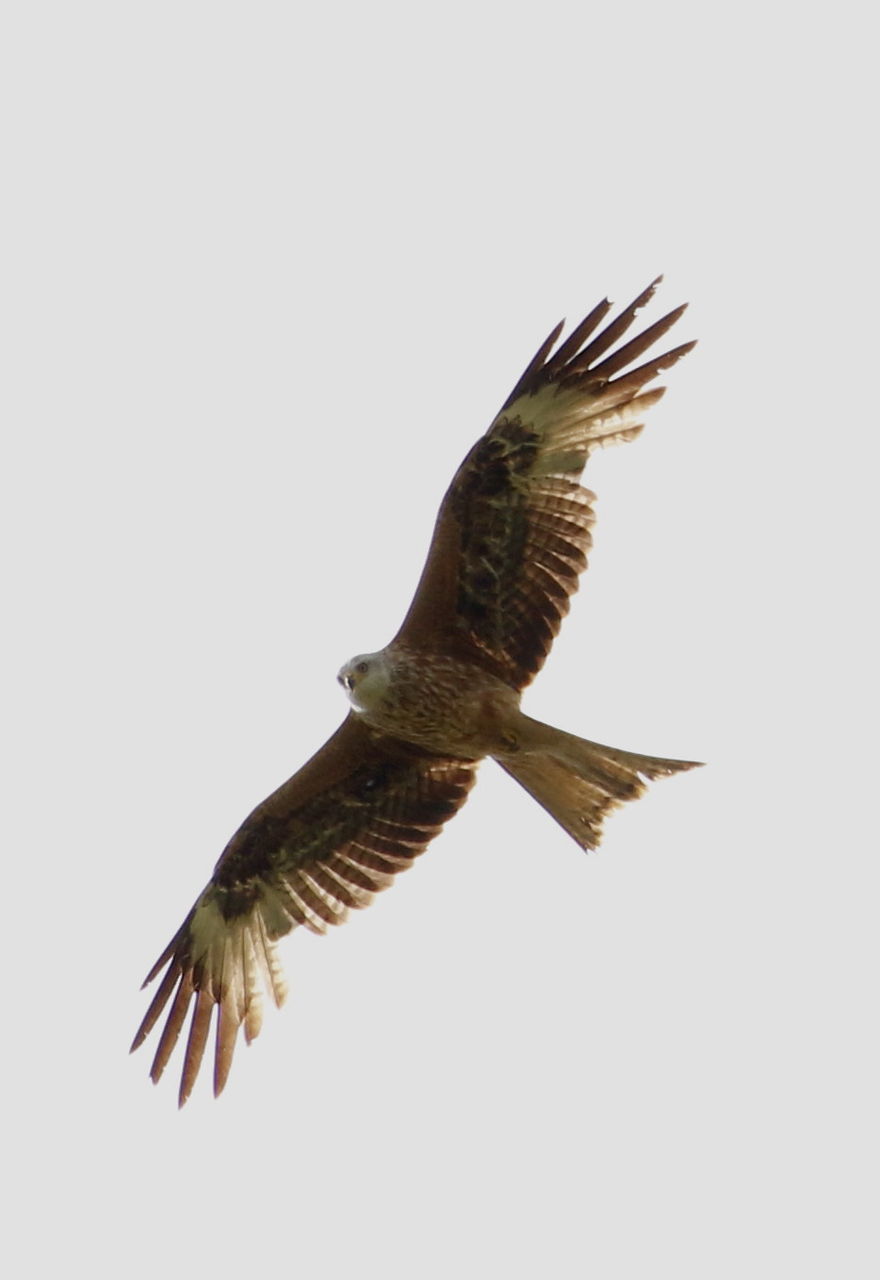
2 3 876 1277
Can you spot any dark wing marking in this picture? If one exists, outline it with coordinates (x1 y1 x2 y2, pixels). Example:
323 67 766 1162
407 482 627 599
395 278 695 689
131 714 477 1105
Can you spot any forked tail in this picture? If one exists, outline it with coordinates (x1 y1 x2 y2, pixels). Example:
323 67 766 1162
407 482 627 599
495 718 701 850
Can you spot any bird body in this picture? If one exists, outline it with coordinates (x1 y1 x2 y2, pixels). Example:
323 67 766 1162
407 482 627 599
338 644 696 840
338 646 521 758
133 278 701 1104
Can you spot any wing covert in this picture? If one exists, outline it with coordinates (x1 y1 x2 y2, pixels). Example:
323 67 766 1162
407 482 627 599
131 715 477 1104
395 278 695 688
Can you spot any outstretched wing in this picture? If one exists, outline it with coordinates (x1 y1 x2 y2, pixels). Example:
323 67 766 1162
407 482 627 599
132 714 477 1105
395 278 695 689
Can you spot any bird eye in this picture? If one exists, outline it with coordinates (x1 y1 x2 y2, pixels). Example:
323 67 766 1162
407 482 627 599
356 661 369 674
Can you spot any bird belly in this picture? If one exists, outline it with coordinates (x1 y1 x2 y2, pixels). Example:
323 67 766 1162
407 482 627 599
358 647 519 760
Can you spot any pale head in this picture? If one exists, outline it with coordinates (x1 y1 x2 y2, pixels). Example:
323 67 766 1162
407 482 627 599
337 650 391 713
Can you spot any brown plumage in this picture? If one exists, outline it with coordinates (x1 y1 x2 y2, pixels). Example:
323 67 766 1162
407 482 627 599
132 277 701 1104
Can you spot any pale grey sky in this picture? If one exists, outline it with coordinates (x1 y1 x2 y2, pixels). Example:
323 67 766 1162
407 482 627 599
2 3 875 1277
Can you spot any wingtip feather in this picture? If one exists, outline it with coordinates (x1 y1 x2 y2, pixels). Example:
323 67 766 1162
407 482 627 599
178 988 215 1107
149 969 195 1085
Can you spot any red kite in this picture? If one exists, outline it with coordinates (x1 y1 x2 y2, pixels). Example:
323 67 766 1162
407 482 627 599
133 279 700 1104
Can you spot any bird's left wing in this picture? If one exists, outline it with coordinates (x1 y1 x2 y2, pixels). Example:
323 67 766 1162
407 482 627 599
394 278 695 689
132 714 477 1105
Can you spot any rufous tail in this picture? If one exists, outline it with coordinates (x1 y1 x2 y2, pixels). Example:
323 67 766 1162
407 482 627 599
495 717 701 850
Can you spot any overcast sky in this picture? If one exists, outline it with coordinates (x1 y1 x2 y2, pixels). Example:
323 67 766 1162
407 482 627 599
3 3 876 1278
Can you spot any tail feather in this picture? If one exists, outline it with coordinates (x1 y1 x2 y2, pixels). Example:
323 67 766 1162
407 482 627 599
496 724 700 850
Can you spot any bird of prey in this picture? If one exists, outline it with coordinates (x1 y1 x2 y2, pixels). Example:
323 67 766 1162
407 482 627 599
132 278 700 1105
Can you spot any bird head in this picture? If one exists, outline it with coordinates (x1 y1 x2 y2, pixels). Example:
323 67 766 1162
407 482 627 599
337 651 391 713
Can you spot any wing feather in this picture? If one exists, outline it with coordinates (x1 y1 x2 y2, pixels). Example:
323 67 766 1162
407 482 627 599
563 278 663 371
395 279 695 686
181 989 214 1105
131 715 476 1104
148 967 193 1085
541 299 613 376
241 929 263 1045
581 303 689 381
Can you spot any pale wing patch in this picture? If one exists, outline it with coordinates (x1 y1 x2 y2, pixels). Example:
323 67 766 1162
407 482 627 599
132 890 290 1104
510 386 666 470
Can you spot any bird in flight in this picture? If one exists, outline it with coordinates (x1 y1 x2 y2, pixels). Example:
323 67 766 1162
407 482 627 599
132 278 700 1105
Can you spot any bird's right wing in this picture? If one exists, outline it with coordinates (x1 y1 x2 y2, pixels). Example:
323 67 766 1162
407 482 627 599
395 278 695 690
132 714 477 1105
